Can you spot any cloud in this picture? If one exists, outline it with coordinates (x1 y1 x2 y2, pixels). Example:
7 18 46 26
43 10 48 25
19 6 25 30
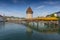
12 0 26 4
13 0 17 3
33 11 49 17
41 11 49 17
0 10 25 17
5 12 24 17
0 3 7 7
0 12 4 16
44 1 59 5
36 5 45 9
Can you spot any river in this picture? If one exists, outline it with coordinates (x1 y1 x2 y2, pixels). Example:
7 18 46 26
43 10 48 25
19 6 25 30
0 22 60 40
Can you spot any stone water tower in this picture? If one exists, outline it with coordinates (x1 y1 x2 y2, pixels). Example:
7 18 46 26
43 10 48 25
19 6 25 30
26 7 33 19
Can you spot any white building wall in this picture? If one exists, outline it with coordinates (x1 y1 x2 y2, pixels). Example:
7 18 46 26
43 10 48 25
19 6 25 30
26 13 33 19
57 13 60 17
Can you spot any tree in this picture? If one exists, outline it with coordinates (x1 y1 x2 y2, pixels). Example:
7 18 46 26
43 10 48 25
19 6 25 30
50 14 55 17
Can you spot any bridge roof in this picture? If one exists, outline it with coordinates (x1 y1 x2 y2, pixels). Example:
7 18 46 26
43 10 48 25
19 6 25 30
22 17 58 21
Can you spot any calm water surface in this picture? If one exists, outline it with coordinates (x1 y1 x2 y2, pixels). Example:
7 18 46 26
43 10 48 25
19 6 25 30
0 22 60 40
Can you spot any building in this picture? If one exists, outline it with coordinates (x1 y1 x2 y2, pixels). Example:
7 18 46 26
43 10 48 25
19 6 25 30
0 15 4 22
46 11 60 17
26 7 33 19
55 11 60 17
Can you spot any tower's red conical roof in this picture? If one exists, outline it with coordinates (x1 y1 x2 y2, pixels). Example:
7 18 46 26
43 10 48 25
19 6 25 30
26 7 33 14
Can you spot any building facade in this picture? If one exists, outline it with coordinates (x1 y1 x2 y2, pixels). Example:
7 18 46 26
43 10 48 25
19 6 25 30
46 11 60 17
55 11 60 17
0 15 4 22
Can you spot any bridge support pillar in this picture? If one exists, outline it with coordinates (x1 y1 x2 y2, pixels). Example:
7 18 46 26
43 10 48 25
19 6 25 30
54 21 56 28
48 22 50 28
37 22 39 30
33 22 34 28
58 18 60 33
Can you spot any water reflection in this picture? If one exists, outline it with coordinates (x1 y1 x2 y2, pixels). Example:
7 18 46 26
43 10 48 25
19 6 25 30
0 22 60 40
0 22 5 29
26 27 33 40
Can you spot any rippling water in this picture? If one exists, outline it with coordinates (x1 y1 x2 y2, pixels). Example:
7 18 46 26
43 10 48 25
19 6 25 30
0 22 60 40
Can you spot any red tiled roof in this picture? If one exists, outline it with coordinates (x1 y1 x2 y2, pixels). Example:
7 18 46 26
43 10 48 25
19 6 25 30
26 7 33 13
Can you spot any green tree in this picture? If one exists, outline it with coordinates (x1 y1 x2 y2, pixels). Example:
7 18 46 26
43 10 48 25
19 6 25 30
50 14 55 17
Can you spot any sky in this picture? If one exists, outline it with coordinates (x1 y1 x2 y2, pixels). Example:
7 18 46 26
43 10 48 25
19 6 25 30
0 0 60 18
